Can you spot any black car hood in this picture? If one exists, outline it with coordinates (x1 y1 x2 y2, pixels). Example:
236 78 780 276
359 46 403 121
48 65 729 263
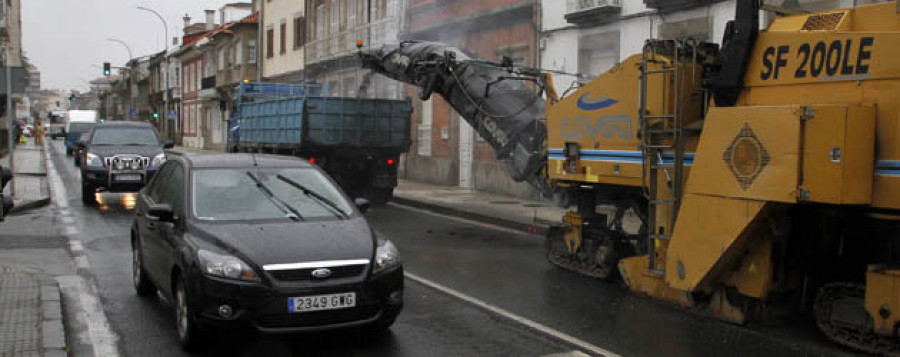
190 217 374 267
87 145 163 158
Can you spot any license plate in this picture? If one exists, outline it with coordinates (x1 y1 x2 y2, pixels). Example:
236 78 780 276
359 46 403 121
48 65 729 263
114 174 141 181
288 292 356 313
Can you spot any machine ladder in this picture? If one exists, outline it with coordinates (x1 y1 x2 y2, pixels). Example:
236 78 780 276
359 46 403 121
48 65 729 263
639 39 696 275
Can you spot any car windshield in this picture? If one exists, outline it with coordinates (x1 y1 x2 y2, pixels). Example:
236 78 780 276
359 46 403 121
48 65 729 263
192 167 354 221
68 123 94 135
90 127 159 146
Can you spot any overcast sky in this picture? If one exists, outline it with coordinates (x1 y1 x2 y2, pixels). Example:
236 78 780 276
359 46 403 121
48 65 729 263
23 0 250 91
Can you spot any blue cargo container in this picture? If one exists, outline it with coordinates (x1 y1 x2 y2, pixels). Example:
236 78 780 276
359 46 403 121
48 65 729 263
229 83 412 204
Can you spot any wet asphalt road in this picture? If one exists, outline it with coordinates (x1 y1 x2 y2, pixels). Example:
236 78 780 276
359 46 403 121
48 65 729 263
48 140 862 357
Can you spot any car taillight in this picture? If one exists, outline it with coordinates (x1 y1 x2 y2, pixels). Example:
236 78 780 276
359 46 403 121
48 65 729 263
309 157 317 164
387 158 395 166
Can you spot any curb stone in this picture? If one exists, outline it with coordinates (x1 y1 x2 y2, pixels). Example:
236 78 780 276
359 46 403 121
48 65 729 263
391 196 551 235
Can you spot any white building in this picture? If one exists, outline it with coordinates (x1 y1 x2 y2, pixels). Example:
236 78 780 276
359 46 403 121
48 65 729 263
261 0 307 82
541 0 890 91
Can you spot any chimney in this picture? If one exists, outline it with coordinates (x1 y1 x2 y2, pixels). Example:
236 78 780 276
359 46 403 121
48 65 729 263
205 10 215 30
183 14 191 34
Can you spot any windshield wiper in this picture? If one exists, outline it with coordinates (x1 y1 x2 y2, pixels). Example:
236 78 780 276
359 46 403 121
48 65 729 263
246 171 303 221
275 174 349 219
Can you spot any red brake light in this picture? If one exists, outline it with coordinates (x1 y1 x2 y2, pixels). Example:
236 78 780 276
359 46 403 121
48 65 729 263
387 158 395 166
309 157 317 164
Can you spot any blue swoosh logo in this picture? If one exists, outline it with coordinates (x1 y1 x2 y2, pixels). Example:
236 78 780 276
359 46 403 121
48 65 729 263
577 93 618 111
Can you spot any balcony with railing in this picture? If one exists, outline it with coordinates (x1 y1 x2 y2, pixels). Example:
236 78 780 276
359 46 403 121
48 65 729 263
643 0 727 13
565 0 623 26
305 18 400 66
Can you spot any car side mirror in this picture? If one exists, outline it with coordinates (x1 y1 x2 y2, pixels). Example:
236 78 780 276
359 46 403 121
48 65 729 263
163 141 174 149
354 198 371 214
148 203 175 223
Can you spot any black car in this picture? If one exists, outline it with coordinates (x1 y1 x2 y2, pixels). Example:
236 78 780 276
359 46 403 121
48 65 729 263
130 153 403 349
77 122 173 204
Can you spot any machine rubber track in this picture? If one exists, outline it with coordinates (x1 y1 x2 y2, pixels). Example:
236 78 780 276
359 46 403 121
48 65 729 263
547 250 613 280
815 283 900 356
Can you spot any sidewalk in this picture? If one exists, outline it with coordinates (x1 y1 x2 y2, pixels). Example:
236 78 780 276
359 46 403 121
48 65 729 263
392 179 567 234
0 138 67 357
0 138 51 214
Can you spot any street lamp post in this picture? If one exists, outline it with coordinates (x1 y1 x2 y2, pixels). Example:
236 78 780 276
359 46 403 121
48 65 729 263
106 38 134 120
106 38 133 61
137 6 172 141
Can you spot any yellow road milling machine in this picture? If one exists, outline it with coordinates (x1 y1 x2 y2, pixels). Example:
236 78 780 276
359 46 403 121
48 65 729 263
361 1 900 354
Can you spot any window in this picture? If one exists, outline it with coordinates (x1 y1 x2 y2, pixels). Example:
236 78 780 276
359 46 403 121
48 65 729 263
330 0 340 34
343 77 356 97
495 43 528 67
578 31 619 77
373 0 387 20
280 21 287 54
149 163 174 203
294 16 306 48
266 27 274 58
658 17 710 41
248 40 257 64
218 48 225 70
160 163 184 212
235 40 243 64
347 0 357 28
316 4 325 39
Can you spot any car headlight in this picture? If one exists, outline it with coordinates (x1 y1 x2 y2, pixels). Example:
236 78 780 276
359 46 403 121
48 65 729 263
197 250 260 282
373 240 400 275
151 153 166 167
85 153 103 167
115 159 125 170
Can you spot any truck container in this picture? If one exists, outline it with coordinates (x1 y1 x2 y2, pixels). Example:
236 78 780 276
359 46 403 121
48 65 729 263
228 83 412 204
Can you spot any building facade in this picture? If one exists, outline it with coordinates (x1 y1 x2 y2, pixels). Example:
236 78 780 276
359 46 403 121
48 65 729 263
262 0 307 82
305 0 406 98
198 11 259 151
401 0 540 198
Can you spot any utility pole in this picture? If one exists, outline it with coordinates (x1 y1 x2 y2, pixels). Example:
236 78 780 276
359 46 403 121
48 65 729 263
4 0 13 197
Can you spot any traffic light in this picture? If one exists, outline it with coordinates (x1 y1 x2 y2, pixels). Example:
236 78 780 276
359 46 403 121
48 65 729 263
152 110 159 120
103 62 111 76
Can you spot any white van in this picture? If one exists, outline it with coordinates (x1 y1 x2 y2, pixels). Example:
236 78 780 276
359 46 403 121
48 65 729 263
64 110 98 155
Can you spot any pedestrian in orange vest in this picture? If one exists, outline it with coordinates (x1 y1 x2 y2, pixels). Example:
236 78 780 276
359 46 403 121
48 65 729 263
35 121 44 146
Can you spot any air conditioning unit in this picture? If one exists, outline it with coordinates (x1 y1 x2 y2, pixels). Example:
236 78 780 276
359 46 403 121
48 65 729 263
567 0 623 14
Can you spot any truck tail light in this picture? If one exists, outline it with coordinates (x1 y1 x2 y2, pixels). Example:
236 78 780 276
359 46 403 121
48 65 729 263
387 158 395 166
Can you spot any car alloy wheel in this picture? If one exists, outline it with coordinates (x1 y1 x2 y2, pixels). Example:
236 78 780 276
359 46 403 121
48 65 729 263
132 239 154 296
174 277 202 350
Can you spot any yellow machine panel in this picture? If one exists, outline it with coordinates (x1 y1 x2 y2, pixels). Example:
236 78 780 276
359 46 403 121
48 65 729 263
865 266 900 336
685 106 802 203
802 104 875 204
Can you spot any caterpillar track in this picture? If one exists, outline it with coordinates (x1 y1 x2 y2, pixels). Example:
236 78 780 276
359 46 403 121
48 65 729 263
815 283 900 357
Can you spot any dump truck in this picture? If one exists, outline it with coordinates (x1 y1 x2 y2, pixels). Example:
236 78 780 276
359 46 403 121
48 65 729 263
227 82 412 204
360 1 900 354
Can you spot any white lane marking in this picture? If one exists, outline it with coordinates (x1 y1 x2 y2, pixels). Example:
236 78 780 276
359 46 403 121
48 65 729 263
61 216 74 224
75 256 90 269
543 352 593 357
64 226 79 237
70 240 84 253
388 202 530 236
405 272 620 357
48 146 120 357
59 209 72 216
57 275 120 357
